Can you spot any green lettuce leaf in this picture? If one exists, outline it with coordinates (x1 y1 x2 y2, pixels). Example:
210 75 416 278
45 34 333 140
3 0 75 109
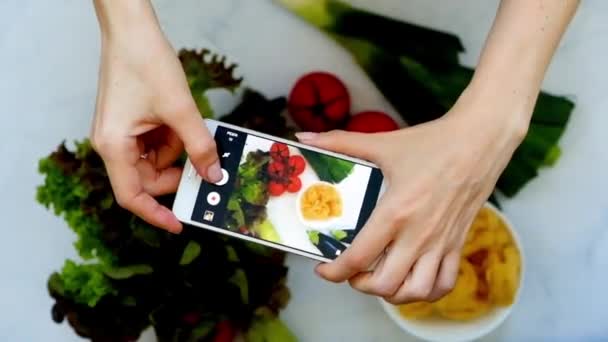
253 219 281 243
56 260 117 307
36 142 115 264
242 180 267 205
103 264 153 280
229 268 249 305
227 198 246 228
246 308 297 342
179 241 202 266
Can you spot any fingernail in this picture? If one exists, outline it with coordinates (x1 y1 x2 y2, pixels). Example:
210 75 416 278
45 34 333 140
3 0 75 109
295 132 318 142
207 161 223 183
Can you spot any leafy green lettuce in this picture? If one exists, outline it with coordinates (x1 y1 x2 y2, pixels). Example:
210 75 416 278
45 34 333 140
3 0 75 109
49 260 117 307
224 150 271 231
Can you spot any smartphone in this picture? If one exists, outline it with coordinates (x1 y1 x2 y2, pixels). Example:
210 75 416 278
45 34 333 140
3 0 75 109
172 119 387 263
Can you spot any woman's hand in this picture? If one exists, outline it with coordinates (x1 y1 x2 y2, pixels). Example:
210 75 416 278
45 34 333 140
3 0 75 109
294 0 579 304
296 88 528 304
91 0 221 233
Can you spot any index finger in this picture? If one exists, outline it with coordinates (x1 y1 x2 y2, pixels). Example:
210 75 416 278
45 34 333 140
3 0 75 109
104 141 182 233
316 193 398 282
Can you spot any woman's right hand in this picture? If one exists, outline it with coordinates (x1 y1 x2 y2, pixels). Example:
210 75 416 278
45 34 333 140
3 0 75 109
91 0 220 233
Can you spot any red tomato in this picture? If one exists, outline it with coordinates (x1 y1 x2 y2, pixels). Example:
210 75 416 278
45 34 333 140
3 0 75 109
270 142 290 160
181 312 200 325
288 71 350 132
286 176 302 193
267 161 286 179
268 181 286 196
345 111 399 133
287 155 306 175
212 320 235 342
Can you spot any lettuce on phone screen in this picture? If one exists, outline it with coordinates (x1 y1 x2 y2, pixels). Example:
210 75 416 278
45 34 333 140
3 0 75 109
191 126 383 260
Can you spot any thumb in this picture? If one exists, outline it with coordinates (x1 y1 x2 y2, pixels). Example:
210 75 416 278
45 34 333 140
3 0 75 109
166 106 222 183
295 130 381 162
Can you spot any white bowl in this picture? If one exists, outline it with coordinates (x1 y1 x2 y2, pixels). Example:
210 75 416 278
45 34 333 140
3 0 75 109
295 181 343 229
379 202 525 342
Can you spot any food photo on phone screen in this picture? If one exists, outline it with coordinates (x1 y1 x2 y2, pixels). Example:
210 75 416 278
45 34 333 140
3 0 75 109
190 125 384 260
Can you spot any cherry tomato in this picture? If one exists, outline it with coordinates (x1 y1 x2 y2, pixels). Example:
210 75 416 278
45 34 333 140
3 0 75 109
268 181 286 196
286 176 302 193
288 155 306 175
270 142 290 161
267 161 286 178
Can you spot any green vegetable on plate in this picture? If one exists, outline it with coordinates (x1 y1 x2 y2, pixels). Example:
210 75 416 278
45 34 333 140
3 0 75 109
331 228 356 244
308 230 348 259
299 148 354 183
254 219 282 243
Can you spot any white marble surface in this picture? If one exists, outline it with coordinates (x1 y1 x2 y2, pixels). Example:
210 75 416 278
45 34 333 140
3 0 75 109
1 0 607 341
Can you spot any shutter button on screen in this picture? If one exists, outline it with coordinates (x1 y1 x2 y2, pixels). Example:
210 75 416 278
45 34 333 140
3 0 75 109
207 192 221 206
214 169 229 186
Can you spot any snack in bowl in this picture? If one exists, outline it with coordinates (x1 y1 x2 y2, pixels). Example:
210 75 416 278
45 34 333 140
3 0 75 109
380 203 524 342
299 182 343 221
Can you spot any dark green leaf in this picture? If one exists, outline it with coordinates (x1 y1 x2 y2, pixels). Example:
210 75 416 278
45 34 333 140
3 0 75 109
103 264 153 280
48 272 65 297
278 0 463 66
225 245 240 262
179 241 202 266
229 269 249 305
299 148 354 183
131 218 162 248
497 154 539 197
121 296 137 307
191 321 216 340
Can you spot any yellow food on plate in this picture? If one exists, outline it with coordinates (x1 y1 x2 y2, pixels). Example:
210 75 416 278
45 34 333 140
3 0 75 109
487 245 521 306
397 206 521 322
398 301 434 319
300 183 342 220
434 259 488 321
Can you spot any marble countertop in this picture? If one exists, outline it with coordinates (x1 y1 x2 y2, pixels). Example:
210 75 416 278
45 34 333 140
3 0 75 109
1 0 607 341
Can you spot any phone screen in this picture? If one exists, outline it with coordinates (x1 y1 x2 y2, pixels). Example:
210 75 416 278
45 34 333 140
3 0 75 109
191 126 384 260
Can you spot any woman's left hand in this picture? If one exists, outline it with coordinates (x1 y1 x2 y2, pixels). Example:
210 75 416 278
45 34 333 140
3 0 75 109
295 89 528 304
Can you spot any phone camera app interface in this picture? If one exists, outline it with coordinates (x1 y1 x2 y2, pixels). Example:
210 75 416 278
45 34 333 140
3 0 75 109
192 126 383 260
